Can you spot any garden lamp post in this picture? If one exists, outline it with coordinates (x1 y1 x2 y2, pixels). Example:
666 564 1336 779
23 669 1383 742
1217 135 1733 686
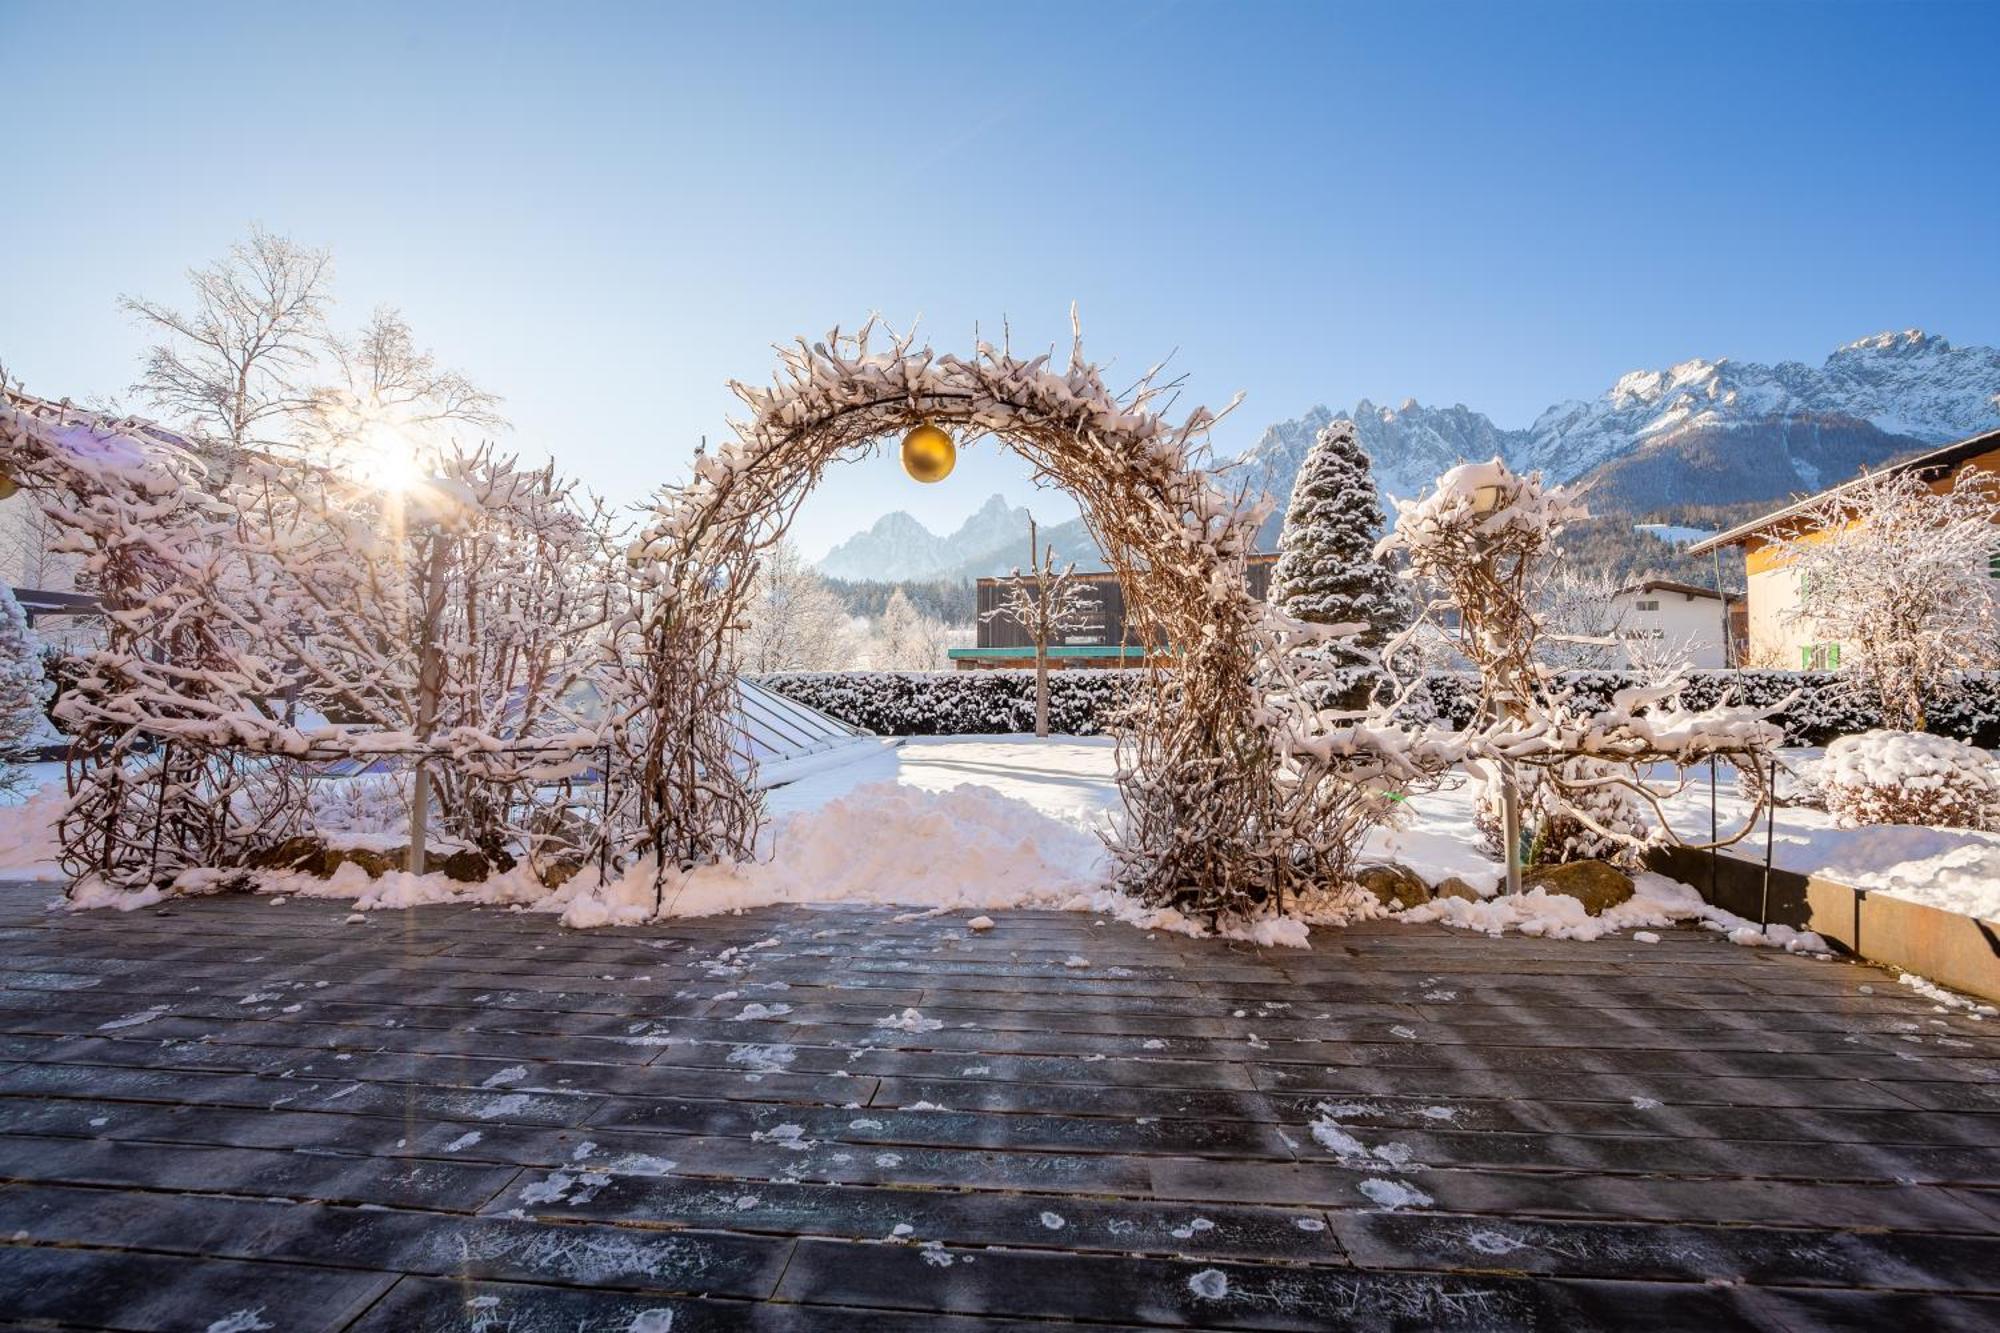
1466 479 1525 897
398 479 465 878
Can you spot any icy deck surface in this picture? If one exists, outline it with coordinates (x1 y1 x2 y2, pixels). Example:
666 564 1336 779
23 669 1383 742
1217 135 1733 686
0 882 1996 1329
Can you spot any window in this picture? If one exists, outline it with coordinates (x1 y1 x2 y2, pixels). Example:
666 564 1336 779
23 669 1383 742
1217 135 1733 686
1989 547 2000 579
1635 599 1660 612
1801 643 1842 670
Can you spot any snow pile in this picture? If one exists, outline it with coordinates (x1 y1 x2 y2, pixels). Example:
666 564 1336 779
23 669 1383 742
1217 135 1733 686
1661 751 2000 921
270 858 550 911
1821 730 2000 832
1402 870 1828 953
552 779 1111 927
0 783 66 883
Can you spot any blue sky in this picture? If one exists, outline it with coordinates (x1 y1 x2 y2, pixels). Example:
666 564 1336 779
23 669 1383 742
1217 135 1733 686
4 0 1997 558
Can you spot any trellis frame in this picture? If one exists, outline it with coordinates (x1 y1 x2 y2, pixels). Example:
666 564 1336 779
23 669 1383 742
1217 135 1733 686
608 319 1307 915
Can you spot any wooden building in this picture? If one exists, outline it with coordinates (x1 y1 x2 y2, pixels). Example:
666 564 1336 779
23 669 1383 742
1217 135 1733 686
950 553 1280 670
1687 426 2000 668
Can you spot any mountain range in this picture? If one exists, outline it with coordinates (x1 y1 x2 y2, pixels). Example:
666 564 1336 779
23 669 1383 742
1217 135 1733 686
817 330 2000 577
817 494 1101 583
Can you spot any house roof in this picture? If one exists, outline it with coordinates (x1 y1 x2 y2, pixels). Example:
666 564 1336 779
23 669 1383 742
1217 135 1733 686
10 587 101 616
974 550 1278 587
1617 578 1737 603
1686 425 2000 555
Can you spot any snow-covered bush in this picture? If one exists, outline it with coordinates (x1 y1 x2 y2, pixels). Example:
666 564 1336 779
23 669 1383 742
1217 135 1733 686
1737 750 1826 811
1474 757 1654 869
1820 730 2000 831
759 669 1144 736
0 585 52 794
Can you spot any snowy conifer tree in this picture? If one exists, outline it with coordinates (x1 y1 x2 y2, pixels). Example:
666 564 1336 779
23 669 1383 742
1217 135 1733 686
0 585 51 795
1272 420 1402 655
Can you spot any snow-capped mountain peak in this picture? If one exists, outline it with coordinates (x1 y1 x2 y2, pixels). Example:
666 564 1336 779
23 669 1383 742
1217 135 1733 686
818 330 2000 568
1233 329 2000 535
816 493 1063 581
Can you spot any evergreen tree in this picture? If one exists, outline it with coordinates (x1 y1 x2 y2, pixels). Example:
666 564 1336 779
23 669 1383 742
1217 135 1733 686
1272 419 1404 654
0 586 51 795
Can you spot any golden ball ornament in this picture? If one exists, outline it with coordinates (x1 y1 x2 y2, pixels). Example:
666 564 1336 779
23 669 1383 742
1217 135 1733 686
0 473 16 500
899 423 956 484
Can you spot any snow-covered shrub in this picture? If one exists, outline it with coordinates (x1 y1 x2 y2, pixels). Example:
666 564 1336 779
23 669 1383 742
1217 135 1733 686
1927 672 2000 749
307 774 412 839
1737 750 1826 811
758 669 1144 737
1472 758 1653 869
1820 730 2000 831
0 585 52 795
1406 668 2000 748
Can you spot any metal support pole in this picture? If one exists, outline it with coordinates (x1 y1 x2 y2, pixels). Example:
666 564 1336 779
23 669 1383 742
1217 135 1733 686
598 741 612 884
1760 755 1778 928
408 760 430 877
1707 756 1718 901
1501 763 1523 896
408 533 452 878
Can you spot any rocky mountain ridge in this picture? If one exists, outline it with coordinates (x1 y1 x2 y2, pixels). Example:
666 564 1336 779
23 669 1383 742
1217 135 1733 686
818 330 2000 576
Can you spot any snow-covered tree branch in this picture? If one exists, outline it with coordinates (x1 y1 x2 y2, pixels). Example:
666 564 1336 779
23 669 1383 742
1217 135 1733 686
1771 466 2000 731
981 515 1102 736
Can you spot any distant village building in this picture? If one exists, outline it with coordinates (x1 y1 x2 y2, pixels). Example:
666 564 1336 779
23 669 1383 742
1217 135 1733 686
1688 427 2000 668
951 553 1279 670
1610 579 1740 669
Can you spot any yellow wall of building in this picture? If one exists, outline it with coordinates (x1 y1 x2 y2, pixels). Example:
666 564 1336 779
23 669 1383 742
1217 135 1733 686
1739 445 2000 668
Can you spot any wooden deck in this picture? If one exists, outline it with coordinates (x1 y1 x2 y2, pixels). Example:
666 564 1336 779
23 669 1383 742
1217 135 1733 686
0 880 1996 1330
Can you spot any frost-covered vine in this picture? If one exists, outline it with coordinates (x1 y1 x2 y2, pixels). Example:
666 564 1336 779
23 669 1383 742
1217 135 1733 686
620 317 1329 916
1 387 618 897
1377 459 1785 861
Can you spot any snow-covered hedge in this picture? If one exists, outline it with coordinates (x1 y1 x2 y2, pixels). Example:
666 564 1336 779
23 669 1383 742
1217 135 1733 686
1401 670 2000 747
763 668 2000 746
1821 730 2000 831
757 670 1145 737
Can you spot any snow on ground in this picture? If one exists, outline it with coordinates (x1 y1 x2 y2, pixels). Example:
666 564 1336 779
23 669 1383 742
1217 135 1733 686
553 760 1120 927
13 736 1991 970
1362 775 1505 891
0 763 67 884
238 736 1194 935
1657 750 2000 922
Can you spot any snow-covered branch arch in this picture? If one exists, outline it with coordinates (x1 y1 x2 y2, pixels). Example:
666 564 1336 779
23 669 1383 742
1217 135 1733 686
614 320 1297 916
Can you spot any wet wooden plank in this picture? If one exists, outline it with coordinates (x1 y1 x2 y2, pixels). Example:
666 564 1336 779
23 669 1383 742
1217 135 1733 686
0 882 1994 1329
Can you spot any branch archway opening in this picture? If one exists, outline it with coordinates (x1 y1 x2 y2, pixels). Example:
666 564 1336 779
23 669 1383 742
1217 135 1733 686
610 321 1291 918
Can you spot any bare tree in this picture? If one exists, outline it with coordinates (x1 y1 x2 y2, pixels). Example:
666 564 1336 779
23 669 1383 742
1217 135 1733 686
296 306 507 466
122 226 333 471
737 541 853 673
871 587 949 670
1773 466 2000 731
981 517 1102 737
1535 569 1626 670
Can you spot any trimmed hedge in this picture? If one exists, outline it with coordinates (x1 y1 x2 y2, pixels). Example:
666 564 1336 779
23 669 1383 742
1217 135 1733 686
760 668 2000 747
756 669 1145 737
